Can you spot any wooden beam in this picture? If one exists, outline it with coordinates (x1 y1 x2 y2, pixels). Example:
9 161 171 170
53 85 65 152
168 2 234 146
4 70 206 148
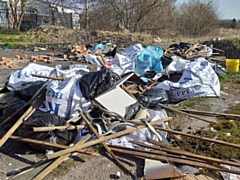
10 135 99 156
179 109 240 118
47 117 172 160
80 111 134 175
33 125 85 132
132 140 240 168
158 104 216 124
110 147 240 175
153 126 240 150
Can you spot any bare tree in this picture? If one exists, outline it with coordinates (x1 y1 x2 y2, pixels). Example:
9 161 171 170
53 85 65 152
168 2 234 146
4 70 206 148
81 0 177 34
176 0 220 37
8 0 28 30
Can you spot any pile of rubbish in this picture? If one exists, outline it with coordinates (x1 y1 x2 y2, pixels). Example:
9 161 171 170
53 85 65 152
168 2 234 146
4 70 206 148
1 41 240 180
24 25 80 44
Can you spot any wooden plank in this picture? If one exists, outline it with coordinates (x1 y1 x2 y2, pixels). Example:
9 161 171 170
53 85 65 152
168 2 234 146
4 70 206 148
31 74 64 81
159 104 216 124
80 111 134 175
132 140 240 168
110 147 240 175
10 135 99 156
47 117 172 160
152 127 240 150
179 108 240 118
33 125 85 132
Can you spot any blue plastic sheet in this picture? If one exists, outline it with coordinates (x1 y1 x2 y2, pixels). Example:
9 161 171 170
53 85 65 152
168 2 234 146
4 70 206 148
90 43 112 51
135 46 164 77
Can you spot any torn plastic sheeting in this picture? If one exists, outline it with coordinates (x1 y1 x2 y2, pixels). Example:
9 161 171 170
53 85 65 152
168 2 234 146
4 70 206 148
79 68 114 101
111 53 135 71
107 108 168 149
84 54 102 69
14 81 44 101
138 89 169 108
0 94 27 129
119 44 143 64
153 56 221 103
135 46 164 77
220 164 240 180
7 63 54 91
18 110 77 152
90 42 112 51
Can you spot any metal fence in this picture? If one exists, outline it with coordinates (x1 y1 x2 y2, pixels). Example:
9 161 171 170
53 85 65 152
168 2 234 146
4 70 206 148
0 9 9 29
0 7 80 31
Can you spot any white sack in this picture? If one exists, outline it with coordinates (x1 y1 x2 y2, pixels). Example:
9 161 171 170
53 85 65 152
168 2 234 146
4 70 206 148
154 56 221 103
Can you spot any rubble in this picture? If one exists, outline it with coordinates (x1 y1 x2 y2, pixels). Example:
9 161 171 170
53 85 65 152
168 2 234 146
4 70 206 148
0 40 239 180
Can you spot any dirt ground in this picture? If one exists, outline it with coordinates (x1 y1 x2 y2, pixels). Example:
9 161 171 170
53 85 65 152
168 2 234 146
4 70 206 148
0 48 239 180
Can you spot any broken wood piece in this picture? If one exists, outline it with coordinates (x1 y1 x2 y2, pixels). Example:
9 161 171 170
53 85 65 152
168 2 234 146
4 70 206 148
0 91 45 147
10 135 99 156
152 126 240 150
47 117 172 160
110 146 240 175
1 57 6 61
80 111 134 175
15 55 20 59
66 115 80 124
63 54 67 59
158 104 215 124
33 125 85 132
133 140 240 168
33 134 92 180
31 74 64 81
179 108 240 118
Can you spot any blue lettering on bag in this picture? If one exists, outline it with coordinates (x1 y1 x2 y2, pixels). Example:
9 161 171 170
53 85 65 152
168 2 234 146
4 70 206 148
48 102 61 115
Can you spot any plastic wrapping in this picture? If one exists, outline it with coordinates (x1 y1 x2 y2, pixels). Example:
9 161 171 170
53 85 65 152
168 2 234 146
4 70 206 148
18 110 77 152
138 89 169 108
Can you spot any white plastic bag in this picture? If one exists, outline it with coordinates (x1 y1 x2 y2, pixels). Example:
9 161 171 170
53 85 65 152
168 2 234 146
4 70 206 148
39 64 91 119
107 109 168 149
154 56 221 103
7 63 54 91
119 44 143 63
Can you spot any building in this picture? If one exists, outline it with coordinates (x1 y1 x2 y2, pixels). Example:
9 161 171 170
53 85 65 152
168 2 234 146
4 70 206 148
0 0 81 30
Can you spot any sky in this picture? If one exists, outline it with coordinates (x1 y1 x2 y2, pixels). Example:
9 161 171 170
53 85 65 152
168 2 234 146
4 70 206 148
177 0 240 20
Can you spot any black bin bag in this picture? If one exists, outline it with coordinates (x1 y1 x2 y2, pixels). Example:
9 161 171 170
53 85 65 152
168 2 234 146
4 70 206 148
138 89 169 108
18 110 77 152
79 68 114 100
